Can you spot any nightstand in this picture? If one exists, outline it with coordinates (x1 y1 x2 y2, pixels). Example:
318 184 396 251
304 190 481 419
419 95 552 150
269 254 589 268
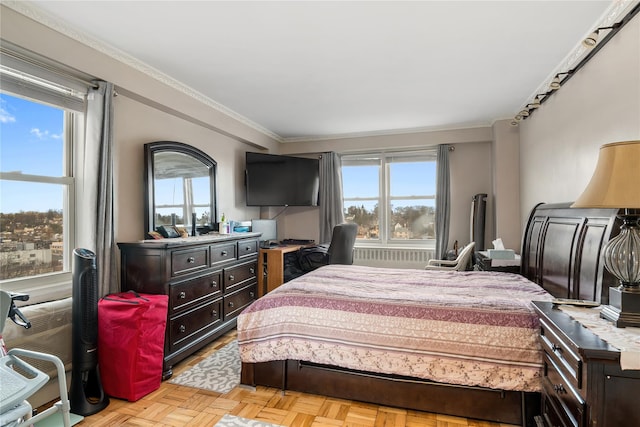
532 301 640 427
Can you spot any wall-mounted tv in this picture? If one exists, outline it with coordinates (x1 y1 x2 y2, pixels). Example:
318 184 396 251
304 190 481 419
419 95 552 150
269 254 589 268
245 152 320 207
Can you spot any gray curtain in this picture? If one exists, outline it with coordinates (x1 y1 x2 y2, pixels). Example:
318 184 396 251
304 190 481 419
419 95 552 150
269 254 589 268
435 144 451 259
319 152 345 243
78 81 117 296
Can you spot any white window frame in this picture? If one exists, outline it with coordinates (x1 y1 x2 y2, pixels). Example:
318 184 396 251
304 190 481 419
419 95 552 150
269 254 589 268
0 45 88 304
342 149 437 248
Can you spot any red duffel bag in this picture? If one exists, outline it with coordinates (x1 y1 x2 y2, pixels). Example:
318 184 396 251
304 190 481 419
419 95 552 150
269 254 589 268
98 290 168 401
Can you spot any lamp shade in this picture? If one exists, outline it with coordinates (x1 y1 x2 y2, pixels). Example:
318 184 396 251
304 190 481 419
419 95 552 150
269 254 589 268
572 141 640 209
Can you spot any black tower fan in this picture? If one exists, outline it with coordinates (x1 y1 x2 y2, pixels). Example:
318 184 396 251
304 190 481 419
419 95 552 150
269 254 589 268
470 193 487 251
470 194 487 266
69 248 109 415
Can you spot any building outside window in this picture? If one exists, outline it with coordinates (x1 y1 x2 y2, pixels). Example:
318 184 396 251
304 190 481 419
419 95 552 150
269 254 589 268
0 56 86 297
341 150 437 246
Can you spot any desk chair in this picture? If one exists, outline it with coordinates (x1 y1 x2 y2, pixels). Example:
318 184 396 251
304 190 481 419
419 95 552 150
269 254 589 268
324 222 359 265
288 223 359 280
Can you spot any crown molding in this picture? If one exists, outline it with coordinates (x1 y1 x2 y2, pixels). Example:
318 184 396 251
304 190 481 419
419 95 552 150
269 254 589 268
281 121 494 143
520 0 640 112
3 0 284 142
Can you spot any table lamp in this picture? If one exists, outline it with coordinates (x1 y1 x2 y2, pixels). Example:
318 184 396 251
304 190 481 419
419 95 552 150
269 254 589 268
572 140 640 327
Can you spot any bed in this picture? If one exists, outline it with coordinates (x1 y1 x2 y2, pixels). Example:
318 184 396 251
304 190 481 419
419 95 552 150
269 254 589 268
237 203 621 426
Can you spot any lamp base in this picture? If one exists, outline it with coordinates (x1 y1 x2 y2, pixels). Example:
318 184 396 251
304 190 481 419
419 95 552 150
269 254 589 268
600 285 640 328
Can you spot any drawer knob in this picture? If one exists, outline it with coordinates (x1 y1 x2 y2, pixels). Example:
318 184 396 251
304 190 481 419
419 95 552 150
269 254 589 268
250 292 255 298
211 281 218 287
211 309 217 317
228 301 235 308
551 344 561 353
249 267 255 274
553 384 566 394
245 246 251 251
221 250 228 256
179 325 186 333
229 275 235 281
179 291 186 299
187 256 195 263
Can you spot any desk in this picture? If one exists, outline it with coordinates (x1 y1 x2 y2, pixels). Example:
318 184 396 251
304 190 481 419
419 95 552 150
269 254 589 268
257 245 305 297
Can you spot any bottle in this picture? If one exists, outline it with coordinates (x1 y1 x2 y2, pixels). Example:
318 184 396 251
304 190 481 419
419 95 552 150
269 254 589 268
220 213 228 234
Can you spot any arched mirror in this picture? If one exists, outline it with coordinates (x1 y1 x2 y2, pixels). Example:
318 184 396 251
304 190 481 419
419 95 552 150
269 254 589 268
144 141 217 237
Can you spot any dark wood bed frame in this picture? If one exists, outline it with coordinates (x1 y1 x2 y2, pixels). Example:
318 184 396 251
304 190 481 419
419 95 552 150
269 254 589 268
240 203 622 426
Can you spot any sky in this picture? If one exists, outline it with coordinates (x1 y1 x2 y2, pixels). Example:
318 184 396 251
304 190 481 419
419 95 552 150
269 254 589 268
0 93 65 213
342 161 436 211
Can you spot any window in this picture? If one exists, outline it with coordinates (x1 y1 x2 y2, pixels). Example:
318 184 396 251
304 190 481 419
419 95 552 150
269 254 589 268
0 48 87 299
341 150 437 246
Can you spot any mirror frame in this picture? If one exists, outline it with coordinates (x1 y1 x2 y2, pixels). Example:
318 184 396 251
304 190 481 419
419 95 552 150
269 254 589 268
144 141 218 237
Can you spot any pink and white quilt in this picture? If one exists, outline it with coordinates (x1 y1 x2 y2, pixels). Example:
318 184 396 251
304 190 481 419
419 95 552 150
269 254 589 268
237 264 554 392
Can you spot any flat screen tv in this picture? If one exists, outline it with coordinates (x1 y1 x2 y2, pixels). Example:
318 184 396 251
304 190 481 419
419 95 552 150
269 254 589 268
245 152 320 206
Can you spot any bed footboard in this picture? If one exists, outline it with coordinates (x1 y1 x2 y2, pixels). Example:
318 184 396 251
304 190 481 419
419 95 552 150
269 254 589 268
241 361 540 427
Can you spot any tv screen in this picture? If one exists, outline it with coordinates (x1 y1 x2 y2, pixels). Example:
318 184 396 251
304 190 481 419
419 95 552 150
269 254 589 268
245 152 320 206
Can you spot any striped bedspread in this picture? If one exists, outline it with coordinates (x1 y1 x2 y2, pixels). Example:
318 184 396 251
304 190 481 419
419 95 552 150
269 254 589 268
237 264 554 392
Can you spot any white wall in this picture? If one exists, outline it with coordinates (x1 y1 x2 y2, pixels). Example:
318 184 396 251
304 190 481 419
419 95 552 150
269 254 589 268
491 120 521 252
519 14 640 225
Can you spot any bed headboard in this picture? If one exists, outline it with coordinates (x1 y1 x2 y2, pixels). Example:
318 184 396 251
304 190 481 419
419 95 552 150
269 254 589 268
521 202 621 303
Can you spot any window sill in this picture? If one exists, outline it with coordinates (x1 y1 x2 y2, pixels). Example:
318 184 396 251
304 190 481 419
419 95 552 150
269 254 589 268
1 274 72 306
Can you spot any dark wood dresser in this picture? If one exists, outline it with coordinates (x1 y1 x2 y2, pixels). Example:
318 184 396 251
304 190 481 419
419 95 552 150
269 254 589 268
118 233 260 379
532 301 640 427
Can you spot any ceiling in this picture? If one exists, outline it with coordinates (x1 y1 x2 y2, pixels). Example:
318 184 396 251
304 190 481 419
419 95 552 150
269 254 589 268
18 1 624 141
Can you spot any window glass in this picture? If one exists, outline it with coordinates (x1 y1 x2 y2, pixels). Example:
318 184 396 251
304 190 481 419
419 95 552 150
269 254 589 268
0 95 64 176
342 159 381 241
388 158 436 241
342 150 437 245
0 92 73 283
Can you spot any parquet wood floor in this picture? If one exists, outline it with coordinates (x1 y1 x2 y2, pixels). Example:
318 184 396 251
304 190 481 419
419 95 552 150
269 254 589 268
71 330 518 427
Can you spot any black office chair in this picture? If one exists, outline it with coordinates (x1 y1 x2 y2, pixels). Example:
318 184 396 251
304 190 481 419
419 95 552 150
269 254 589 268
324 222 358 265
285 223 358 281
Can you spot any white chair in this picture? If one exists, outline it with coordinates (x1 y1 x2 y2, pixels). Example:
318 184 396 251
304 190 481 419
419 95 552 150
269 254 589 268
425 242 475 271
0 291 72 427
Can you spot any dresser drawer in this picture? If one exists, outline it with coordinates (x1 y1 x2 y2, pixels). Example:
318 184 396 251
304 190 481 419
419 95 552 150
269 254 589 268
237 238 258 258
543 354 585 427
171 247 208 276
223 283 257 320
210 242 237 266
542 386 575 427
168 298 223 354
540 318 582 389
169 271 222 313
224 260 257 293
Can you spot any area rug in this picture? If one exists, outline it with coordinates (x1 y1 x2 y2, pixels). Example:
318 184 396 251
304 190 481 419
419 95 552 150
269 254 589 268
169 340 240 394
214 414 284 427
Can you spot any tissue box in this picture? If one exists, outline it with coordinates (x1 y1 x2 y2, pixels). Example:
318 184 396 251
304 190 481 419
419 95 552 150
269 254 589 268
487 249 516 260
